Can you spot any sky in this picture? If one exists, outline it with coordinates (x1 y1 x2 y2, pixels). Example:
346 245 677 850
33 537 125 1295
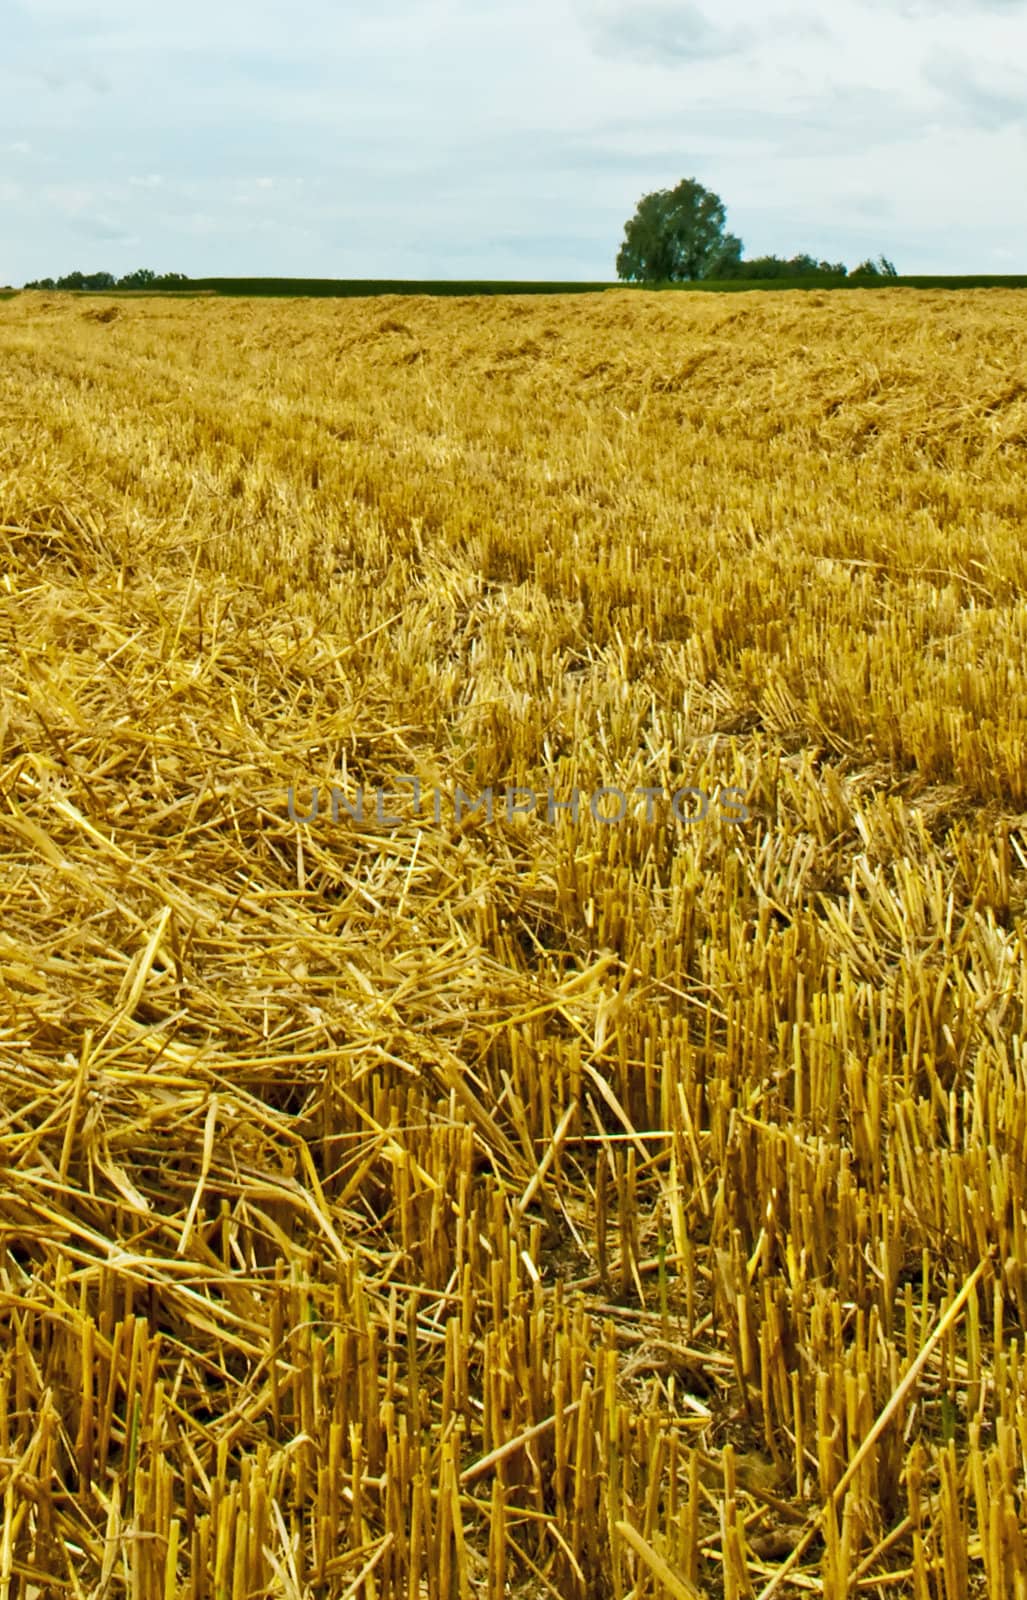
2 0 1025 284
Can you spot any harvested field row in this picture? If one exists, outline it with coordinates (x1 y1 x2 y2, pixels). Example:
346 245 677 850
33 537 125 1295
0 287 1026 1597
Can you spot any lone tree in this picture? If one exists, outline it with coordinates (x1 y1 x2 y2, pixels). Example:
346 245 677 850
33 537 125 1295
616 177 742 282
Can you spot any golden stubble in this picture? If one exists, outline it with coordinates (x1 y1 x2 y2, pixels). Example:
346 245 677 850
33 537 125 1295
0 286 1025 1596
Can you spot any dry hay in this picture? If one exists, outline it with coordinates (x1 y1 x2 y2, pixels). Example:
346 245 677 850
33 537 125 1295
0 286 1026 1596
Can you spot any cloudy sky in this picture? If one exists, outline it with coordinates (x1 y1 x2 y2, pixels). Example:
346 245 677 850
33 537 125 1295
2 0 1025 284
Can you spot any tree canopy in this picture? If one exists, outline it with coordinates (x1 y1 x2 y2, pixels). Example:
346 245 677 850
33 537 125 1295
850 255 898 279
22 268 189 291
616 178 742 283
616 180 897 284
717 252 849 280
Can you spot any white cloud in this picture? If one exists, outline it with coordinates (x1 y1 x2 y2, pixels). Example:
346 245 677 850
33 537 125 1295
923 51 1027 130
2 0 1026 280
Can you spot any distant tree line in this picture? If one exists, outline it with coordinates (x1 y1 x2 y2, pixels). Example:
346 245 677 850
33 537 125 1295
616 179 898 283
22 268 189 290
717 252 898 281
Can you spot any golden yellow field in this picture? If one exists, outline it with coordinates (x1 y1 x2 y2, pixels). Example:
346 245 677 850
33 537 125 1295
1 286 1026 1598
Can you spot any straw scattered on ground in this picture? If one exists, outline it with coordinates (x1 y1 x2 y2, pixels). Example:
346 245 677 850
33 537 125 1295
1 286 1026 1597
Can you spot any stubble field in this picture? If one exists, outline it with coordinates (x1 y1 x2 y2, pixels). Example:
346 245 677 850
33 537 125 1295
1 286 1026 1598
